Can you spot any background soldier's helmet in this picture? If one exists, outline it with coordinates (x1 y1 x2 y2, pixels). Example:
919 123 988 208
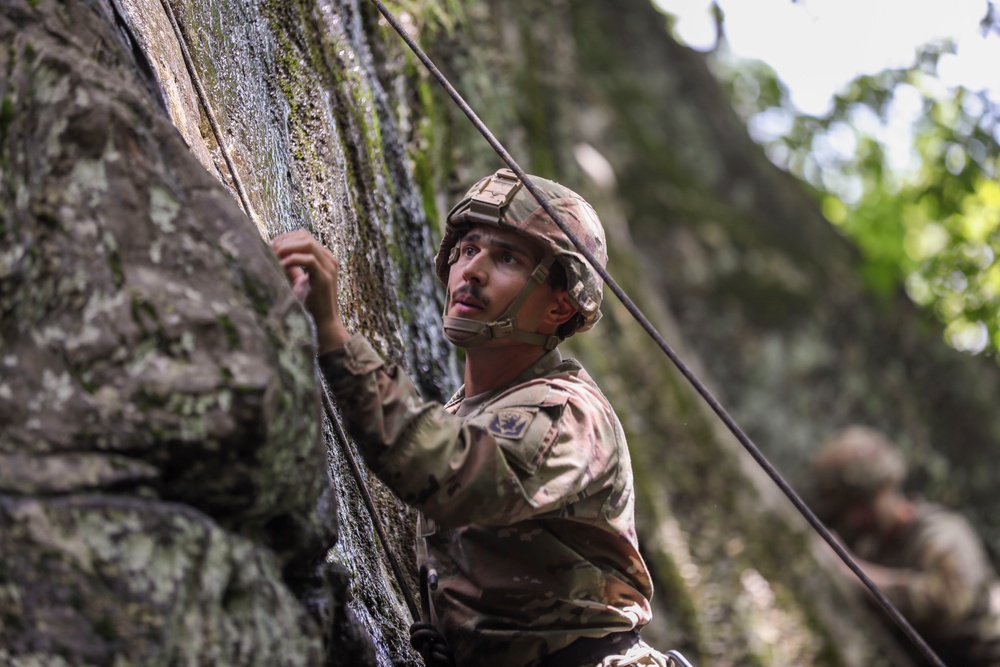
434 169 608 338
809 425 907 522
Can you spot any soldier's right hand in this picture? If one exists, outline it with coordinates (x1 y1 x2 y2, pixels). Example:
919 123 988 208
270 230 351 353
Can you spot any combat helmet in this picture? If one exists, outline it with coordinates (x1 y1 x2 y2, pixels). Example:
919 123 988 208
809 425 907 522
434 168 607 349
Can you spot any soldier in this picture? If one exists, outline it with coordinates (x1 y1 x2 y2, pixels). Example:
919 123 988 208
271 169 682 667
810 425 1000 666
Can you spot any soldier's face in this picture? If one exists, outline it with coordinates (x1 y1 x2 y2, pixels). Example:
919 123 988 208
841 501 878 535
447 226 559 335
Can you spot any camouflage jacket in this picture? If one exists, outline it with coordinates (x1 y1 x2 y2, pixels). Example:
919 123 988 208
319 334 653 667
854 501 1000 666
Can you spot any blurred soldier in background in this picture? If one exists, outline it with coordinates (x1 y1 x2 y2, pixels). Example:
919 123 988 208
811 425 1000 666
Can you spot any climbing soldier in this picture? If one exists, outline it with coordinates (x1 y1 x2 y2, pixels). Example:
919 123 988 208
271 169 690 667
810 425 1000 666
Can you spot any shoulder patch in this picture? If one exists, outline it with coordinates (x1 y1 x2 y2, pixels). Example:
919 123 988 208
488 409 534 440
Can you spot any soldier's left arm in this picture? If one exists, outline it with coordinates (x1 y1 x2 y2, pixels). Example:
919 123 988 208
402 381 625 527
321 340 622 528
873 515 993 625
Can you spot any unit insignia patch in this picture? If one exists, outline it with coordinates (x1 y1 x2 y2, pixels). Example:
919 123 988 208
488 410 533 439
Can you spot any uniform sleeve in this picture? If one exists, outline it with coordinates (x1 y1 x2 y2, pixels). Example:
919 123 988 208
875 515 992 626
318 335 619 528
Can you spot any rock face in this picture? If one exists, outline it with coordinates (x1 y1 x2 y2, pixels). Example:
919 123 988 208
4 0 1000 666
2 0 452 662
0 1 343 664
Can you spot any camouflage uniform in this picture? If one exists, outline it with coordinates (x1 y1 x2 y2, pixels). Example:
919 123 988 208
851 502 1000 666
319 335 656 667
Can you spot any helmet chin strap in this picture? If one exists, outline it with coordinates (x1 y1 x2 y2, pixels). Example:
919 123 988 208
442 254 562 351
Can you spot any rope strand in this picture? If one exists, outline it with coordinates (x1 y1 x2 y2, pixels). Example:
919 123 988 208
365 1 947 665
158 0 420 623
319 374 422 621
158 0 262 234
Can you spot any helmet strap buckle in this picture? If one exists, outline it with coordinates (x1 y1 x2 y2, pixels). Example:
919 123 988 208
528 263 549 285
488 320 514 339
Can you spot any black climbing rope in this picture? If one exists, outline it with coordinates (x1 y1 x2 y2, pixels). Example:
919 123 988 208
157 0 261 232
318 373 422 621
364 1 947 666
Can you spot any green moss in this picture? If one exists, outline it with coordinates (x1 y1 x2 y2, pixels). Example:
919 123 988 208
2 611 23 632
108 248 124 288
93 614 118 641
41 547 64 561
130 295 158 331
217 313 239 349
410 66 444 229
637 513 704 649
37 211 59 229
385 0 474 36
136 387 170 409
243 278 272 317
514 16 558 176
0 95 14 145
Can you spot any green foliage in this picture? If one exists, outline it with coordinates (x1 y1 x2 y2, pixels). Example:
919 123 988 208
381 0 471 36
717 42 1000 358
